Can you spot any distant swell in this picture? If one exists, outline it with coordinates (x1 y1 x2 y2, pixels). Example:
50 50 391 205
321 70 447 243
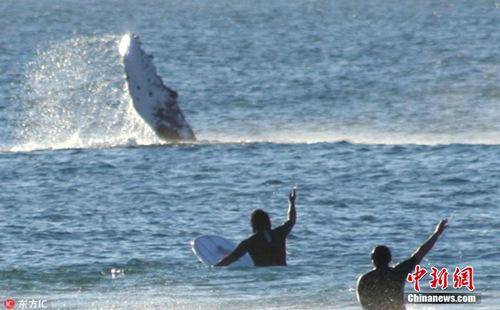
5 133 500 154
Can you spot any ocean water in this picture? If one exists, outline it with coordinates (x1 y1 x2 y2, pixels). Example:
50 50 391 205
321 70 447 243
0 0 499 309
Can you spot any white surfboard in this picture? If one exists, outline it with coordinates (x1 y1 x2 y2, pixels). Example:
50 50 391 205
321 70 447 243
191 235 253 267
119 33 196 141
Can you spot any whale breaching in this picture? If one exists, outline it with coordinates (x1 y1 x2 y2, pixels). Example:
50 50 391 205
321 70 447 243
119 33 196 141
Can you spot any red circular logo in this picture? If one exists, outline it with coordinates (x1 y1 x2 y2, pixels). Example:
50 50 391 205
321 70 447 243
4 299 15 309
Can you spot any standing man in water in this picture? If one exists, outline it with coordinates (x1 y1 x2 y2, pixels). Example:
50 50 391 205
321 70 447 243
357 219 448 310
215 188 297 267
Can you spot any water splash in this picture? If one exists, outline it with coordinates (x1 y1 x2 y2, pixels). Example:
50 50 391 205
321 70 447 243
13 35 161 152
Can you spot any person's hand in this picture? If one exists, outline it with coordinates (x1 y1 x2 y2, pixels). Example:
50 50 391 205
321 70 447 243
435 219 448 235
289 188 297 205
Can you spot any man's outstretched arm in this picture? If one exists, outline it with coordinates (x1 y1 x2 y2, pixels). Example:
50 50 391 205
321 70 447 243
274 188 297 236
215 240 249 267
411 219 448 264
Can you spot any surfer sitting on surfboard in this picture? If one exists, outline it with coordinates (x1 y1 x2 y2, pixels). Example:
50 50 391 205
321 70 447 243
215 188 297 267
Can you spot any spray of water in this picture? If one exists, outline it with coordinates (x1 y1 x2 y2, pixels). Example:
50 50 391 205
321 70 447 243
13 35 160 152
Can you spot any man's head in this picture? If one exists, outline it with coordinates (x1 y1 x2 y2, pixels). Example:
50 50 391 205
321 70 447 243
251 209 271 233
371 245 392 268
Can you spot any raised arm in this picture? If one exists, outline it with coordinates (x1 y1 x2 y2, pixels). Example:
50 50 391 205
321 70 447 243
274 188 297 236
215 240 249 267
411 219 448 264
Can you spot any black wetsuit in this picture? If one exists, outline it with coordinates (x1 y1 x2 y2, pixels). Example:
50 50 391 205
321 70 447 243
357 257 417 310
228 220 294 266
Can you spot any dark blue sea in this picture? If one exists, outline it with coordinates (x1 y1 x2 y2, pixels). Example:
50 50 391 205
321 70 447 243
0 0 499 308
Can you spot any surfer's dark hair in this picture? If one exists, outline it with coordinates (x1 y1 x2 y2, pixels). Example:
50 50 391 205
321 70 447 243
251 209 271 233
372 245 392 268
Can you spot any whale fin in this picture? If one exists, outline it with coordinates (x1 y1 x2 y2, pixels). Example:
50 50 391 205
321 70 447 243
119 33 196 141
